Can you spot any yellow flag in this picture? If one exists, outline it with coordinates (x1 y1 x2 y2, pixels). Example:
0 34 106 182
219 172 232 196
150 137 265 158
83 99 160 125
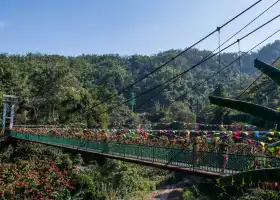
216 178 220 185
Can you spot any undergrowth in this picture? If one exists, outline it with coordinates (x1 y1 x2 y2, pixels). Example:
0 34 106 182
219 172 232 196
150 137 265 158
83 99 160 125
0 140 167 200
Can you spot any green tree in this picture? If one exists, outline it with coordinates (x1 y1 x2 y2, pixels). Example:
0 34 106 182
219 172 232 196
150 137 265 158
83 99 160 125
210 83 227 124
163 101 196 123
209 59 280 124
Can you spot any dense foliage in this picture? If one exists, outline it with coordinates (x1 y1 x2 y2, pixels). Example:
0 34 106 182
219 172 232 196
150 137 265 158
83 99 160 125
0 140 278 200
209 59 280 124
0 140 167 199
1 41 280 199
0 160 73 199
1 40 280 127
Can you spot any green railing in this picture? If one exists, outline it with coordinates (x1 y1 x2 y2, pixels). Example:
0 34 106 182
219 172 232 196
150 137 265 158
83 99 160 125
8 132 280 176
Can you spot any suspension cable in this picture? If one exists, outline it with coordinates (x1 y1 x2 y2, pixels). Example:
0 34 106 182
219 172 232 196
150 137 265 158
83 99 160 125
151 29 280 109
217 0 280 54
238 39 242 88
218 27 221 81
91 0 263 109
222 54 280 116
95 14 280 117
164 42 280 167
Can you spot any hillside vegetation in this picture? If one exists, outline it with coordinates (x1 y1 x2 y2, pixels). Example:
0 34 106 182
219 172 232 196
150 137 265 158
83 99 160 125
1 41 280 199
1 41 280 127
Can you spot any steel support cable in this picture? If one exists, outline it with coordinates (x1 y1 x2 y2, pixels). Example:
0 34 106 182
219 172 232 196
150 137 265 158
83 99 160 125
214 0 280 102
216 0 280 56
250 84 277 106
234 55 280 100
164 33 280 167
201 0 280 86
205 55 280 115
91 0 262 109
259 85 278 102
251 77 279 103
146 29 280 110
187 31 279 105
194 0 280 89
218 27 221 81
95 15 280 117
222 54 280 116
134 0 280 111
236 55 280 100
196 0 280 81
238 39 242 88
104 14 280 116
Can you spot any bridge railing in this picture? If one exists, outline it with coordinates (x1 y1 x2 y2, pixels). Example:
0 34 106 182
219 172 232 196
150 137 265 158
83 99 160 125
8 132 280 175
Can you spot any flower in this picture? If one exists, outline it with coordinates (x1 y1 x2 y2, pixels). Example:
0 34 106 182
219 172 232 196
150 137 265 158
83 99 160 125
0 159 73 199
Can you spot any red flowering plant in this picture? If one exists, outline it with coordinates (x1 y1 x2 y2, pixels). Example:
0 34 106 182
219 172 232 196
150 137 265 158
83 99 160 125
0 159 74 199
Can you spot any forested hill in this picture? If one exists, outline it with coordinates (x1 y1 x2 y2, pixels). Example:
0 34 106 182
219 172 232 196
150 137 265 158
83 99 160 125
1 40 280 126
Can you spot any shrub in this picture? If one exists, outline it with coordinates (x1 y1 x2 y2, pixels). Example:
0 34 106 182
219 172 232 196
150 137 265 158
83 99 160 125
0 160 73 199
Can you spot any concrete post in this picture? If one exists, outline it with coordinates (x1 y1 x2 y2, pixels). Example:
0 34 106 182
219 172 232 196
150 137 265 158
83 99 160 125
2 102 7 130
9 103 15 129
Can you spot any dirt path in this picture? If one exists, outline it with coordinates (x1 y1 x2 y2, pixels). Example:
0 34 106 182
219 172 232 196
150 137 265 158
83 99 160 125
145 185 184 200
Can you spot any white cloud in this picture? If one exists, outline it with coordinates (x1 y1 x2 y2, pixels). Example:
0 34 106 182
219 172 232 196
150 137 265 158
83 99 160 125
0 20 7 28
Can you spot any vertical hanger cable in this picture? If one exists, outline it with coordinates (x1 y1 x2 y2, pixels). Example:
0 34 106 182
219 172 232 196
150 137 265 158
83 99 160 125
238 39 242 88
217 27 221 81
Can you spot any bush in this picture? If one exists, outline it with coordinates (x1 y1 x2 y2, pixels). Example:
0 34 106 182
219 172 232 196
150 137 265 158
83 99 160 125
182 189 195 200
0 160 73 199
234 189 280 200
0 140 167 199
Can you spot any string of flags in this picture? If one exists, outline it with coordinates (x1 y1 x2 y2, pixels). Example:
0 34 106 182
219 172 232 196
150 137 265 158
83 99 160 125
24 126 278 138
13 126 280 152
77 128 278 136
88 129 280 148
92 122 257 129
14 122 258 131
15 126 278 139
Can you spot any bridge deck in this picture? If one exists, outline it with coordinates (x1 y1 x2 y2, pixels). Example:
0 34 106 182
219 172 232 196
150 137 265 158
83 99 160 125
7 132 280 178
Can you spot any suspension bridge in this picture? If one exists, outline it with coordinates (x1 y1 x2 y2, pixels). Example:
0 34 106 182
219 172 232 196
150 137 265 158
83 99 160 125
4 130 280 179
2 0 280 180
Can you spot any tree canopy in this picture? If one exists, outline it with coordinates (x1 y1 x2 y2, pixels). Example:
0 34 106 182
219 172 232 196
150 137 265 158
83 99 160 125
1 40 280 127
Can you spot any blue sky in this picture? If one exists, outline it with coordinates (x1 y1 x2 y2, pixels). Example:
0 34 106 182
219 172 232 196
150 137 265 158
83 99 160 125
0 0 280 56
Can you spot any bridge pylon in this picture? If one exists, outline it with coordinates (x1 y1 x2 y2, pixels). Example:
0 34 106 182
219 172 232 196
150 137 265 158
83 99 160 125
2 94 17 131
